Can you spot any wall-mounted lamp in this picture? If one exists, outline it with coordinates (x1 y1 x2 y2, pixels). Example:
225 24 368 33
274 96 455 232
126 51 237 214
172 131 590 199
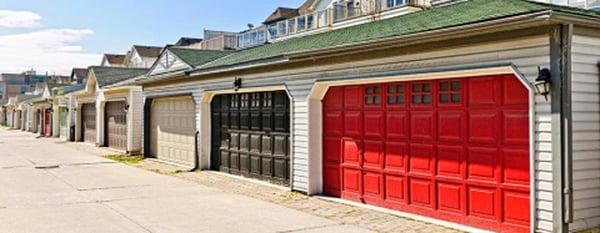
233 77 242 91
124 104 130 113
534 67 552 101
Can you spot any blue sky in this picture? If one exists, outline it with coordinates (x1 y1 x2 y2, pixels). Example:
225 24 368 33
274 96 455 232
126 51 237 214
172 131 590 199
0 0 303 74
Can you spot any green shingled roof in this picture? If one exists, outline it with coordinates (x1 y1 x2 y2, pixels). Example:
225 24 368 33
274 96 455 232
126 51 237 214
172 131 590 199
196 0 600 71
90 66 149 88
169 47 235 67
16 94 41 103
64 83 85 94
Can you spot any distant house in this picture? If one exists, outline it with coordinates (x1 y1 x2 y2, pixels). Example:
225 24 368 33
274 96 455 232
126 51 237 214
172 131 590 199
197 30 238 51
70 68 89 84
0 71 69 99
174 37 203 47
123 45 163 68
100 54 127 67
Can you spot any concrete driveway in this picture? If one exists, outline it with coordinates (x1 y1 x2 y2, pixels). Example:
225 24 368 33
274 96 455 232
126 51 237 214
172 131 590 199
0 129 371 233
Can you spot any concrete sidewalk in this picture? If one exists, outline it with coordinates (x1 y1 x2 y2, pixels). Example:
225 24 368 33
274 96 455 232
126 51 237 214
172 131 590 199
0 129 371 233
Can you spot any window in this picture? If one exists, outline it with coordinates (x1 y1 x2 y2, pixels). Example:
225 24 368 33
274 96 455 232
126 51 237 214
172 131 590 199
386 0 405 8
263 92 273 107
251 93 261 108
306 15 314 30
364 86 382 105
439 80 462 104
257 30 266 44
230 95 239 108
268 24 277 39
278 22 287 36
241 94 250 108
288 18 296 34
387 84 405 105
297 16 306 32
411 83 432 105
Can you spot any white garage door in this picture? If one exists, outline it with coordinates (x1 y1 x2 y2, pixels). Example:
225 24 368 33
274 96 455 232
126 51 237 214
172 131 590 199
150 96 196 166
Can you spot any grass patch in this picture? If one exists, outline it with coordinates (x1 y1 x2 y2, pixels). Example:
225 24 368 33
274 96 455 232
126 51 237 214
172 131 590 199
579 227 600 233
104 154 143 165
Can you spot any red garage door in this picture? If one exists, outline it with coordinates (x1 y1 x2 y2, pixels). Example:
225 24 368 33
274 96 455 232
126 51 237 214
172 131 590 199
43 109 52 137
323 74 530 232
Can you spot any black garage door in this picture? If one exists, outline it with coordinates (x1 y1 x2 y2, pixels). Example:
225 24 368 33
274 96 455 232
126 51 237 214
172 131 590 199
211 91 290 185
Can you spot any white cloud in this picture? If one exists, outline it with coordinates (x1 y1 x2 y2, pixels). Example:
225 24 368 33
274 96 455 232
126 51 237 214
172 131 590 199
0 10 42 28
0 29 102 75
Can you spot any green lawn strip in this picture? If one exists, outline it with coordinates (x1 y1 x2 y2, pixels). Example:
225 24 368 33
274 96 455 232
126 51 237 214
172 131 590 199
103 154 143 165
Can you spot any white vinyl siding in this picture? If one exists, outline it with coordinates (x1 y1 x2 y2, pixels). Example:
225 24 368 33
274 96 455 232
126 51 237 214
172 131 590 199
569 31 600 232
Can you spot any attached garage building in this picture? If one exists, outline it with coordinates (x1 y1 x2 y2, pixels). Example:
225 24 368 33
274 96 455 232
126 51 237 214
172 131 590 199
138 47 233 167
134 1 600 232
70 66 147 149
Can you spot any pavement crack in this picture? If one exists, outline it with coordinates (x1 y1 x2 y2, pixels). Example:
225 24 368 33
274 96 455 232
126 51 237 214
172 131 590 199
59 161 117 167
102 202 153 233
0 165 30 169
277 223 343 233
77 184 153 192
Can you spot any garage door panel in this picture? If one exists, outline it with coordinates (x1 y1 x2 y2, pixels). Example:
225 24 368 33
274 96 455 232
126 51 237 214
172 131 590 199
502 110 529 145
467 147 499 182
211 91 290 184
437 145 464 179
342 139 361 165
409 178 433 208
384 175 406 202
363 171 384 203
468 77 499 106
409 144 434 175
364 111 385 139
386 111 408 139
363 140 384 169
502 76 529 106
468 186 498 220
323 75 531 232
437 182 464 214
342 168 361 197
150 97 196 166
344 111 362 137
503 190 531 225
410 111 435 140
438 111 464 142
385 142 407 172
502 149 530 185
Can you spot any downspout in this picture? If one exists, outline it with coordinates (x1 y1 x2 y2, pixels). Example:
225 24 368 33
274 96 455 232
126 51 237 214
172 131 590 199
550 23 573 233
560 24 574 227
193 130 200 171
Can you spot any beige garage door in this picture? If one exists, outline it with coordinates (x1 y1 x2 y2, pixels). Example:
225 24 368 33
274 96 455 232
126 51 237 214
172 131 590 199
150 96 196 166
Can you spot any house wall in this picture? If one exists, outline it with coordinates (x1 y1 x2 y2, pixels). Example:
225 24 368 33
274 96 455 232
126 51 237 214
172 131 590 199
52 99 61 137
128 86 143 153
148 51 190 76
569 26 600 232
143 29 555 232
66 96 77 141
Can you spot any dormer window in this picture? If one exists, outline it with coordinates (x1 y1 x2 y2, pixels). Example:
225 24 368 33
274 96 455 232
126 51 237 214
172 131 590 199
387 0 405 9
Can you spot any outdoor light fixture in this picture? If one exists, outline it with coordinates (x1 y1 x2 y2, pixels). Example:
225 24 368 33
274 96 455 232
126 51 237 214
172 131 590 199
534 67 552 101
233 77 242 91
124 104 130 113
